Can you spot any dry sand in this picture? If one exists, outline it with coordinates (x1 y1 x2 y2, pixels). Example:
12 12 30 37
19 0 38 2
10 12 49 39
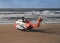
0 24 60 43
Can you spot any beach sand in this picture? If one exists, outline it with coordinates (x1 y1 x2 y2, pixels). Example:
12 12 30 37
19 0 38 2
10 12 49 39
0 24 60 43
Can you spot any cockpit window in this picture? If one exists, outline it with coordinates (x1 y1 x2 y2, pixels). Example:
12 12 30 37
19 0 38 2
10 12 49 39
18 19 23 22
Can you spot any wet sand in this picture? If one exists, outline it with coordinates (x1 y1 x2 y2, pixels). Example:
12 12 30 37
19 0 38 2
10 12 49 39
0 24 60 43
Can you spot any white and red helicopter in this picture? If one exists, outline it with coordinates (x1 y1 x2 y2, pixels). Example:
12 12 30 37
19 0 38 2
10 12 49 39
13 17 42 31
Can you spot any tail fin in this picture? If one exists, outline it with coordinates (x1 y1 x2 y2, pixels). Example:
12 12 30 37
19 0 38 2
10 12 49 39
37 17 42 27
